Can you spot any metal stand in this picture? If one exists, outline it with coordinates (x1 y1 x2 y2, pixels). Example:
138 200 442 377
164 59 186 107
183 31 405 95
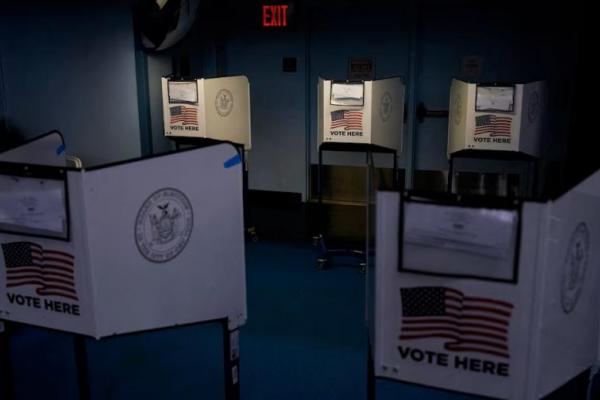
313 143 399 271
367 338 376 400
5 318 241 400
222 324 241 400
0 320 14 400
74 335 91 400
448 150 538 198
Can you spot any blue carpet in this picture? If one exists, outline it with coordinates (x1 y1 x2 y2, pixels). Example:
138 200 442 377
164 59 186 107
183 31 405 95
4 240 587 399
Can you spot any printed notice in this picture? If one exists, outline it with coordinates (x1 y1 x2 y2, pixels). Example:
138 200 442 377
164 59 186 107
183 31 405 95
168 81 198 103
331 82 364 106
0 175 66 236
476 86 514 112
403 202 517 260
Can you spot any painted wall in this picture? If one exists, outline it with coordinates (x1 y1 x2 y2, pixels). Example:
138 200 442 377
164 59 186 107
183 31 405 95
0 3 141 167
225 30 308 199
147 53 175 155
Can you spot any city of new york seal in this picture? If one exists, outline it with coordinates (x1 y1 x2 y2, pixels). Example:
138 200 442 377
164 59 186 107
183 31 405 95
135 188 193 263
561 222 590 313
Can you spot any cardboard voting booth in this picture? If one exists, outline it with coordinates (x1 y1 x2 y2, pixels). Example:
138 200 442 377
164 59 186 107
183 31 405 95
162 75 252 150
0 141 247 338
374 170 600 399
448 79 545 157
318 77 405 151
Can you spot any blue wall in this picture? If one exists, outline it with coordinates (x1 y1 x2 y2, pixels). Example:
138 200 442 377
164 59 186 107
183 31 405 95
225 30 308 198
0 3 141 167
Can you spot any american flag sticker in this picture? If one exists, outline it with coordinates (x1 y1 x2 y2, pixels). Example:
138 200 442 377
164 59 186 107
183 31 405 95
170 105 198 126
331 110 363 131
2 242 78 301
475 114 512 137
400 287 513 358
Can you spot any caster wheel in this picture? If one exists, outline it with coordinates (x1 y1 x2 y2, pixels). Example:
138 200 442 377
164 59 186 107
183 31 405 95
316 258 327 270
312 235 322 247
359 263 366 274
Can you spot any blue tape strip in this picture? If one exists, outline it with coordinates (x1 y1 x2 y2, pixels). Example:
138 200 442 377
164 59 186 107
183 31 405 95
56 144 66 155
223 154 242 169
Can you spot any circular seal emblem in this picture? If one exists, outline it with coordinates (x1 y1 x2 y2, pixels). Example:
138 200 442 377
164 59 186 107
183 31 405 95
380 92 393 122
561 222 590 313
452 93 462 126
135 188 193 263
215 89 234 117
527 91 540 123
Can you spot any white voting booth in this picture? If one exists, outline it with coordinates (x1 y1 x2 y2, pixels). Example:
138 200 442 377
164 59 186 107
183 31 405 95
318 77 405 150
0 138 246 336
448 79 545 157
373 170 600 399
0 133 246 397
162 75 252 150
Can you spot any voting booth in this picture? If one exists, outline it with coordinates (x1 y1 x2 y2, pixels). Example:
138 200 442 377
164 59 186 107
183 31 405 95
318 77 405 151
372 170 600 399
162 75 252 150
313 77 405 269
0 133 246 399
448 79 545 156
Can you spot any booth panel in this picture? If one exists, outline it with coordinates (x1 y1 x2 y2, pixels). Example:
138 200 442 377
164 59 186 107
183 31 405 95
375 191 546 399
321 80 371 145
83 144 246 337
519 81 545 158
469 84 521 153
204 76 252 150
0 171 97 336
0 131 67 166
371 78 404 153
533 179 600 398
448 80 544 157
447 79 471 155
161 77 206 138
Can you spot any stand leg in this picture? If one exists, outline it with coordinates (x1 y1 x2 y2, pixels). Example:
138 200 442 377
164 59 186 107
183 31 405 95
447 155 454 194
363 151 373 274
318 147 323 227
313 147 328 269
0 321 14 400
367 340 376 400
222 322 240 400
393 151 399 190
74 335 90 400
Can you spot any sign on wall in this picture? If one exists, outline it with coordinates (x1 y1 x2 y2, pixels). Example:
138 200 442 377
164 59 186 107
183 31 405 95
348 58 375 80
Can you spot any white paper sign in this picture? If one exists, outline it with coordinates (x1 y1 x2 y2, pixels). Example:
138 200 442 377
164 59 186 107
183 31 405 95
476 86 514 112
401 201 518 281
404 202 517 260
0 176 66 235
168 81 198 103
331 82 364 106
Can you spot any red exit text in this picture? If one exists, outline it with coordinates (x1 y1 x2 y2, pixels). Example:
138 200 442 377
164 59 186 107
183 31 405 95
262 5 289 27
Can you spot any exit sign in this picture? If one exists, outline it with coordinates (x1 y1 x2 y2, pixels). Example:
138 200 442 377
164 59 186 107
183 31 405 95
262 3 294 28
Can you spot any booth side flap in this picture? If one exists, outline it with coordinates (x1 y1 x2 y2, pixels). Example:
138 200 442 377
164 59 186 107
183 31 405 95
0 131 67 166
82 144 247 337
534 188 600 398
371 78 404 153
0 171 97 336
374 193 546 399
204 76 252 150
